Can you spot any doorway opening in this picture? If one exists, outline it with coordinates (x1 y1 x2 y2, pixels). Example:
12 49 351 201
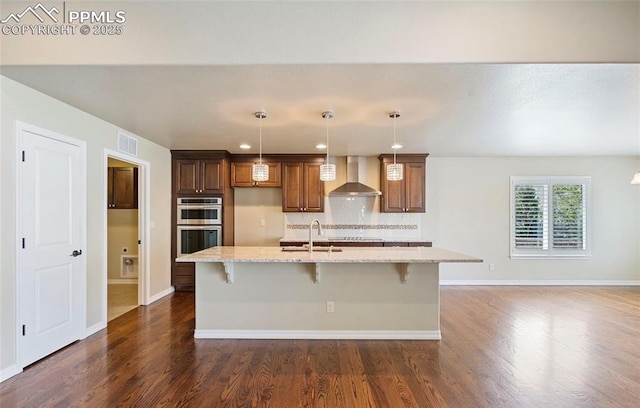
107 158 139 320
104 150 150 323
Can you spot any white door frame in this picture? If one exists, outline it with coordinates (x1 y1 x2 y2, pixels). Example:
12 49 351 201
103 149 151 319
15 121 87 369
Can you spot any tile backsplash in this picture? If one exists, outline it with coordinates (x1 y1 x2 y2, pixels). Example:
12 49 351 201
283 196 421 240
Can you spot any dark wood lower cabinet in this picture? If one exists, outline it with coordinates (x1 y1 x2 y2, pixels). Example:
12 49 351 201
173 263 195 291
383 242 433 247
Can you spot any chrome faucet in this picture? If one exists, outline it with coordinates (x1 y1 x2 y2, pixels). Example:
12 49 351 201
308 219 323 253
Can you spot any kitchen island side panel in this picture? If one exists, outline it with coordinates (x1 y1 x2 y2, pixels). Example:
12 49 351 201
194 262 439 337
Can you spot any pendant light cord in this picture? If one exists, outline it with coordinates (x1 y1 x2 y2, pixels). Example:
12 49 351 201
325 114 330 164
259 114 263 164
393 114 397 165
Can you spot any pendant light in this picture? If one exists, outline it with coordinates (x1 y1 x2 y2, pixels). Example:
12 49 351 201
319 111 336 181
252 111 269 182
387 111 403 181
632 171 640 184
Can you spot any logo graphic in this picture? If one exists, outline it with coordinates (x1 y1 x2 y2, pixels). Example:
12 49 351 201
1 2 126 36
1 2 59 24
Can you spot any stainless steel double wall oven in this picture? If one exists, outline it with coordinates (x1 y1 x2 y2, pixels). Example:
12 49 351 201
176 197 222 257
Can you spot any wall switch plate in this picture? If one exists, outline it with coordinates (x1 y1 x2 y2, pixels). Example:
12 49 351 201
326 301 335 313
489 263 495 271
259 219 266 227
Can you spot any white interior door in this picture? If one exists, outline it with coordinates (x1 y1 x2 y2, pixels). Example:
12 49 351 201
19 125 85 367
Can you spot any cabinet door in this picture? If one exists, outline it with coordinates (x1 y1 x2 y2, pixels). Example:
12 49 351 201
408 242 432 247
173 263 195 291
303 162 324 212
112 167 138 209
201 160 222 194
381 165 406 213
232 162 282 187
405 162 425 212
383 242 409 247
175 159 199 195
260 162 282 187
107 167 114 208
282 162 304 212
231 162 254 187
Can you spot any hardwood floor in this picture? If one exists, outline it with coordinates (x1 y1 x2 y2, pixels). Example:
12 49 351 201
1 287 638 407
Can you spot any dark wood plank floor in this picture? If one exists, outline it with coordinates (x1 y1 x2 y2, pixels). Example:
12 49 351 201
1 286 639 407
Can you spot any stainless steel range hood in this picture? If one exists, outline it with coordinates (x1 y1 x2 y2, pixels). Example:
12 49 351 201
329 156 381 197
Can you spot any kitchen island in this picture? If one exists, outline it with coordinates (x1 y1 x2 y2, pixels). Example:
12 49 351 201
177 246 481 340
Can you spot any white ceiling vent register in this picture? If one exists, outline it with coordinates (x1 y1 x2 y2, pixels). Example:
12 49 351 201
117 132 138 156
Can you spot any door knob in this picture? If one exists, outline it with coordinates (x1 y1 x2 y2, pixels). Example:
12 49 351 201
71 249 83 257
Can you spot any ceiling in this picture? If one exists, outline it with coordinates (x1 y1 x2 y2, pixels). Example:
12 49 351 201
1 63 638 157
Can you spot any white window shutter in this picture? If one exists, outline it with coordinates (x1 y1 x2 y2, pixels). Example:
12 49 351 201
511 176 590 259
513 184 548 250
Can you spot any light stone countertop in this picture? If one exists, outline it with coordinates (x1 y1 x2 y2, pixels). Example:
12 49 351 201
176 246 482 264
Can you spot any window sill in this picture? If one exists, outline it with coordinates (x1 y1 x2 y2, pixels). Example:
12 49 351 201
510 254 592 260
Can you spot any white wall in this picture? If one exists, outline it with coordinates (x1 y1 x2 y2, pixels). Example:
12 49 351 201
425 157 640 282
0 76 172 375
234 188 284 246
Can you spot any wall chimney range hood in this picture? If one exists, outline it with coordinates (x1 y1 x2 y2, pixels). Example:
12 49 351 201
329 156 381 197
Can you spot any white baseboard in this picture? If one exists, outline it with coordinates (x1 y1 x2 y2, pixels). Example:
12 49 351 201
194 330 441 340
0 364 21 383
84 321 107 338
108 279 138 285
147 286 175 304
440 280 640 286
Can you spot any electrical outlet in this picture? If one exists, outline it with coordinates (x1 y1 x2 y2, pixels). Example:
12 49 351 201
326 301 335 313
489 263 495 271
122 247 128 254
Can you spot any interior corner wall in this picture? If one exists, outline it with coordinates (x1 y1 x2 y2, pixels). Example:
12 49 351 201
423 156 640 282
0 75 172 374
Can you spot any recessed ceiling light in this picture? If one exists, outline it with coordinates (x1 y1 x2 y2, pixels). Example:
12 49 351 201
239 143 251 149
391 143 403 149
316 143 327 149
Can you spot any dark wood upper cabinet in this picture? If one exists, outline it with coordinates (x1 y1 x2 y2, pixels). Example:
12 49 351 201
231 160 282 187
174 159 198 195
282 159 324 212
201 160 223 193
175 158 223 195
379 154 428 213
107 167 138 209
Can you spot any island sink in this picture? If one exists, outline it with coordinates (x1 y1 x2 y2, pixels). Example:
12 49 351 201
281 246 342 253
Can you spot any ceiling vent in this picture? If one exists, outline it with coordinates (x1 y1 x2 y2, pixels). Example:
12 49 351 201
117 132 138 156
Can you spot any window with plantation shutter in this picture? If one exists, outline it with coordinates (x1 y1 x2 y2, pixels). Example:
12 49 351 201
510 177 590 258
